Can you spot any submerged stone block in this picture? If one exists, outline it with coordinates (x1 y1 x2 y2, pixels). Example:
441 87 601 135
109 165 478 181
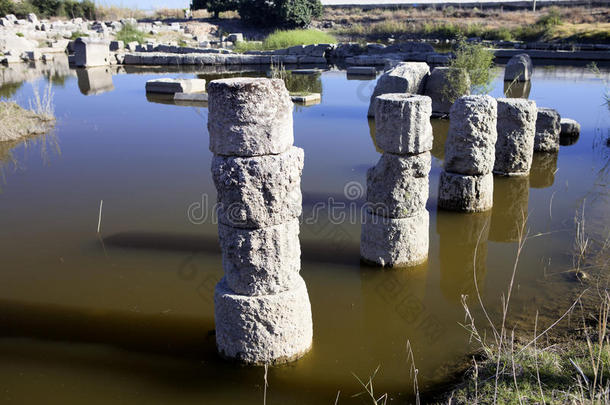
560 118 580 146
145 78 206 94
504 53 533 82
424 67 471 117
444 95 498 176
493 98 537 176
208 78 294 156
360 210 429 267
534 108 561 153
438 171 493 212
374 93 433 155
73 37 110 67
219 219 301 296
367 62 430 117
366 152 431 218
212 146 303 229
215 276 313 365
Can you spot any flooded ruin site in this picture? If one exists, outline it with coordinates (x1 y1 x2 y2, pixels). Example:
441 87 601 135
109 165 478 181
0 59 609 404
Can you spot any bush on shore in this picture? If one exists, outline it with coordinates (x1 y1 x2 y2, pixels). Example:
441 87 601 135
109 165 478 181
115 23 147 45
0 0 94 19
234 29 335 52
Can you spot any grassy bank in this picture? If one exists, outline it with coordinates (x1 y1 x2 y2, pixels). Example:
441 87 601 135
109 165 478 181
0 84 54 142
234 29 336 52
323 6 610 43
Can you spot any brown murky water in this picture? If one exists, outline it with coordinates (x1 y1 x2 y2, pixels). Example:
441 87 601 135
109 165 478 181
0 58 608 403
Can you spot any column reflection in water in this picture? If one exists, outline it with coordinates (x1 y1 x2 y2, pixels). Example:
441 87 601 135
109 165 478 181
437 210 490 304
490 176 530 242
530 153 558 189
430 118 449 161
76 67 115 96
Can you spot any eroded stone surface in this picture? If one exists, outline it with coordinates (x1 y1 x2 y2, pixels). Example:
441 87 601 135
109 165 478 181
214 276 313 365
360 210 429 267
367 62 430 117
444 95 498 175
438 171 494 212
212 146 303 228
424 67 471 117
374 93 433 155
534 108 561 153
504 53 533 82
219 219 301 296
560 117 580 139
145 78 206 94
74 37 110 67
208 78 293 156
366 152 431 218
493 98 537 175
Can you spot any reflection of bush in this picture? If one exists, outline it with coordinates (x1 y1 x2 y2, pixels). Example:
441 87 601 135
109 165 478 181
284 72 321 95
0 82 24 99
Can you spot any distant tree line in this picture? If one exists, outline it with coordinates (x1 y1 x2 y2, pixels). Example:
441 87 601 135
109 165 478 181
0 0 95 20
191 0 323 28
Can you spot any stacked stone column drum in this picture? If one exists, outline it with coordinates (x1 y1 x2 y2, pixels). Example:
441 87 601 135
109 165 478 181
361 93 433 267
208 78 313 365
438 95 498 212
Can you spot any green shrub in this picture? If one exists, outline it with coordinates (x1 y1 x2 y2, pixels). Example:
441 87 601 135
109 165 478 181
0 0 11 17
70 30 89 40
263 29 335 49
15 32 23 37
116 23 147 44
10 1 38 18
30 0 63 17
239 0 323 28
191 0 239 18
448 37 495 94
537 7 562 27
62 0 95 19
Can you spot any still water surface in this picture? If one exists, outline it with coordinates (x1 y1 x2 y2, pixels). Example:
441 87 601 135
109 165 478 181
0 59 608 403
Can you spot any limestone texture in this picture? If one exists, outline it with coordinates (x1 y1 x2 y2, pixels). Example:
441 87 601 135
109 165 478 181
493 98 537 175
73 37 109 67
438 171 494 212
360 210 429 267
218 219 301 296
444 95 498 175
208 78 294 156
560 118 580 146
212 146 303 229
534 108 561 153
374 93 433 155
366 152 431 218
504 53 533 82
214 276 313 365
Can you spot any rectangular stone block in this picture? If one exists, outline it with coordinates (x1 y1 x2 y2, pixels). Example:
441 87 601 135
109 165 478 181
534 108 561 153
73 37 110 67
366 152 431 218
212 146 303 229
438 171 493 212
145 78 206 94
374 93 433 155
494 98 537 176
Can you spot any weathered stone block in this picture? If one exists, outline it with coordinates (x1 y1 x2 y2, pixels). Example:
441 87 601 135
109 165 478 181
534 108 561 153
367 62 430 117
493 98 537 176
444 95 498 175
374 93 433 155
424 67 470 117
219 219 301 296
110 40 124 51
560 118 580 146
215 276 313 365
360 210 429 267
438 171 494 212
145 78 206 94
366 152 431 218
73 37 110 67
212 146 303 229
504 53 533 82
208 78 293 157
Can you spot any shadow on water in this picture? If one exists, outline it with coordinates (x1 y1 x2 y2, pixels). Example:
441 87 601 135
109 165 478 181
437 211 490 304
530 153 558 189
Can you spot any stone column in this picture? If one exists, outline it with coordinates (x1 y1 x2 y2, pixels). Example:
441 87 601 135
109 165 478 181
438 95 497 212
361 93 433 267
208 78 312 365
534 107 561 153
493 98 537 176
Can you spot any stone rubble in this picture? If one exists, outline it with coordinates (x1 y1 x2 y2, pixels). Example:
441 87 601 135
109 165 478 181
208 77 312 365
